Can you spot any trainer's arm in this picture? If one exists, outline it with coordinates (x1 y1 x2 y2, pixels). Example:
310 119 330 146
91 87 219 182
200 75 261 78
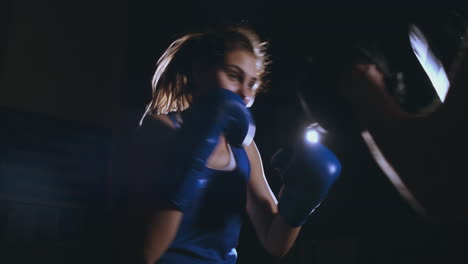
341 49 468 222
245 142 301 257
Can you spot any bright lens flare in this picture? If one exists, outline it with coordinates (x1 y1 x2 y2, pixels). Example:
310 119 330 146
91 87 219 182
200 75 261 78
305 129 320 143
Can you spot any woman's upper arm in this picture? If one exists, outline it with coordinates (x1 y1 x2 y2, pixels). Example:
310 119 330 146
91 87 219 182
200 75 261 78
143 207 183 264
245 141 278 223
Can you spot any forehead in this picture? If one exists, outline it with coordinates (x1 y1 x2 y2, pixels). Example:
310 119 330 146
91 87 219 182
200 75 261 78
223 49 258 78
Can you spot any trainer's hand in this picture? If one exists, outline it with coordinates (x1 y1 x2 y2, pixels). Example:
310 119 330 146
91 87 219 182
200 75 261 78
340 61 387 103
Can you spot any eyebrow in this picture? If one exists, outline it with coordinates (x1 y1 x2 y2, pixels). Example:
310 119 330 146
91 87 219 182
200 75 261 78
225 64 258 82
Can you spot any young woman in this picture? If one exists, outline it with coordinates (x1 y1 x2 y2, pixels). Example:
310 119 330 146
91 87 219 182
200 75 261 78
114 27 341 264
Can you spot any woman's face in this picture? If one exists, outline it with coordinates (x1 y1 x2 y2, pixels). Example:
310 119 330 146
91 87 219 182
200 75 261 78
195 49 259 107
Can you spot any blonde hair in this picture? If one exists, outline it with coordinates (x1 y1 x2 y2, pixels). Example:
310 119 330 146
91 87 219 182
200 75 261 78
139 27 269 124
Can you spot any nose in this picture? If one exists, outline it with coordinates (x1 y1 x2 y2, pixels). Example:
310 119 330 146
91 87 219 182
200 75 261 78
237 84 253 105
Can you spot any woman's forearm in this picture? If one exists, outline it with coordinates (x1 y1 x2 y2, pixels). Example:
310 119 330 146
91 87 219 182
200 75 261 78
262 212 301 257
248 186 300 257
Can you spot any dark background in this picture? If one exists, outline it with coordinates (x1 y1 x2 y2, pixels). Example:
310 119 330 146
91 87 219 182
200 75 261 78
1 1 467 263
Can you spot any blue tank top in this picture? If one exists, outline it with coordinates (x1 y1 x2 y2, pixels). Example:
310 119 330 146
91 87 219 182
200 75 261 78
157 113 251 264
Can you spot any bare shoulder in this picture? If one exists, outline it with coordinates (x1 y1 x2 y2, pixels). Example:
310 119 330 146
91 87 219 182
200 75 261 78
244 141 262 166
244 140 278 210
244 142 273 175
244 141 270 189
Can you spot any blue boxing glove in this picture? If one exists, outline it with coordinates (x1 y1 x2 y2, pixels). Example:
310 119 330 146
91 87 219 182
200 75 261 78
181 87 255 149
272 137 342 227
162 88 255 211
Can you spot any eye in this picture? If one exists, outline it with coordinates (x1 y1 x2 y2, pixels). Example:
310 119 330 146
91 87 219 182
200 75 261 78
227 71 241 81
248 80 257 89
